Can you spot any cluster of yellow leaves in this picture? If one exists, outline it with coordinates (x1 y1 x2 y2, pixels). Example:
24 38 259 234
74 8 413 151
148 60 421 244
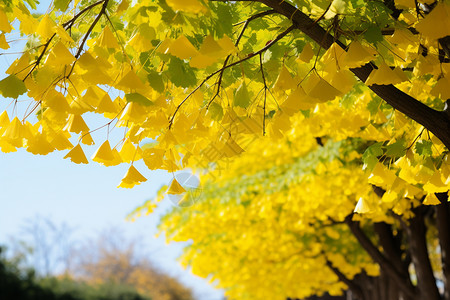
2 0 450 298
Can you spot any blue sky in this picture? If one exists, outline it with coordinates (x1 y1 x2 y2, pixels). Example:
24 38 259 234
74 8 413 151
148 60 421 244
0 1 223 299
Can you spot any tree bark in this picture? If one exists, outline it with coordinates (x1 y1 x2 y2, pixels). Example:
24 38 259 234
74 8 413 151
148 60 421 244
373 222 414 300
251 0 450 149
405 206 441 300
436 193 450 300
345 215 417 299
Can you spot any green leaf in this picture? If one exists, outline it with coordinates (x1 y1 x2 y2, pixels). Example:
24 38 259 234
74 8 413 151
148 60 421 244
54 0 70 11
167 58 197 88
415 140 433 157
362 142 383 170
366 96 382 115
147 71 165 93
385 140 406 158
208 102 223 121
364 25 383 44
125 93 153 106
0 75 27 99
234 82 251 108
24 0 39 9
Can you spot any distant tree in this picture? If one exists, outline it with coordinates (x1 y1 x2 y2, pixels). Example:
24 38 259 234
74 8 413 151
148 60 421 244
73 229 194 300
0 246 150 300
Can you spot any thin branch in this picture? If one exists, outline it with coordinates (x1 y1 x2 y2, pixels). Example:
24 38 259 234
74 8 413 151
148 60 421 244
169 25 295 128
63 0 105 30
75 0 109 59
23 33 57 80
207 9 277 108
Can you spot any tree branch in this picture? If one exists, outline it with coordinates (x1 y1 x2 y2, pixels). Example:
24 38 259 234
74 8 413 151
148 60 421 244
345 215 416 298
243 0 450 149
169 24 295 128
207 9 277 108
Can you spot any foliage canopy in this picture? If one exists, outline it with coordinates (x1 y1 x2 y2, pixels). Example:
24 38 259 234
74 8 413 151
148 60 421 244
2 0 450 299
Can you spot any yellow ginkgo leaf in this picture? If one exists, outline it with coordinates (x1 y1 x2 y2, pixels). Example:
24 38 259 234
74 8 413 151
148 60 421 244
14 6 38 35
431 77 450 100
55 25 74 43
365 63 407 86
82 86 104 108
44 90 71 112
0 110 10 128
166 0 208 14
416 2 450 40
281 87 317 114
77 51 97 70
142 148 165 170
395 0 415 8
128 32 154 52
2 117 25 147
0 139 17 153
80 132 95 145
190 54 217 68
381 191 398 203
36 14 56 40
116 70 146 91
167 178 186 194
299 43 314 62
342 41 374 68
303 73 341 102
167 35 199 59
329 70 356 94
63 114 90 133
354 197 372 214
6 52 30 76
217 35 236 55
199 35 222 56
50 131 73 150
423 171 448 193
63 144 89 164
158 130 178 148
423 193 442 205
119 139 137 163
321 43 346 66
97 94 117 114
26 133 54 155
118 102 147 124
69 97 95 114
273 66 297 91
221 137 244 158
91 140 115 164
0 9 13 33
96 26 120 49
116 0 129 14
0 33 9 49
368 162 397 186
118 165 147 188
46 41 76 66
103 148 122 166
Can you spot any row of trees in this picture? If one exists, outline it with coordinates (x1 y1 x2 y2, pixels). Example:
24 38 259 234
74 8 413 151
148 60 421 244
1 219 194 300
1 0 450 299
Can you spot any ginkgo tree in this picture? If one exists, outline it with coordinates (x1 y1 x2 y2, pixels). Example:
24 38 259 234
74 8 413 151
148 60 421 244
1 0 450 299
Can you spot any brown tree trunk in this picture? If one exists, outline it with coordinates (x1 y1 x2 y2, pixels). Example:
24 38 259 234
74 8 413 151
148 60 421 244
405 207 440 300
